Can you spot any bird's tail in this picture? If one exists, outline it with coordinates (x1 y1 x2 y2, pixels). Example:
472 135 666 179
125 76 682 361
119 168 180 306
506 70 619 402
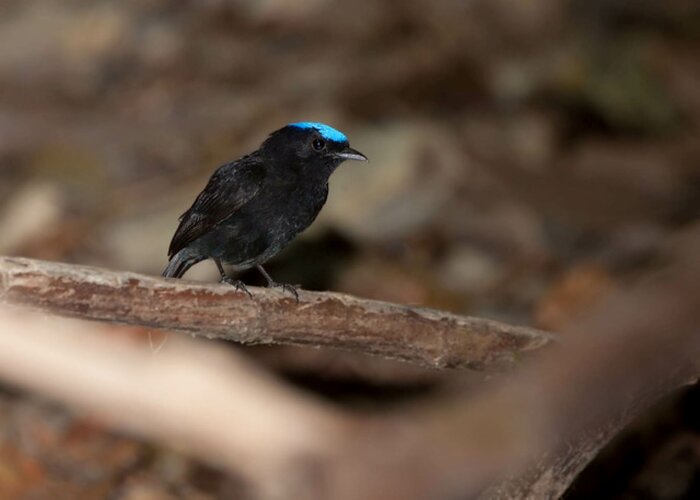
162 250 204 279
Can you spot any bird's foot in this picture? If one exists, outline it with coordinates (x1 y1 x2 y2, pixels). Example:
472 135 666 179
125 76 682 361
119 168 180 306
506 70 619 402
268 282 301 302
220 277 253 299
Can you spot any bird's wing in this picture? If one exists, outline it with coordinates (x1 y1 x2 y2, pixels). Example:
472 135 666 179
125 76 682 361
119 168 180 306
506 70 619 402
167 154 266 257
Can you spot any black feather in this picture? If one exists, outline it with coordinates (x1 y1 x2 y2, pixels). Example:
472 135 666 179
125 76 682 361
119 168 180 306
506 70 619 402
168 153 265 258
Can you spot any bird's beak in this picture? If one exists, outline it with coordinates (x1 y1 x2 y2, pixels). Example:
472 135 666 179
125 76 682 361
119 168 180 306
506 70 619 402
334 146 367 162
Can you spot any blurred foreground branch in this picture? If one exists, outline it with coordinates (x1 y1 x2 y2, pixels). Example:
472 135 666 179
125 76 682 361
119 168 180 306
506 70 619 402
0 309 348 499
339 258 700 499
0 256 552 370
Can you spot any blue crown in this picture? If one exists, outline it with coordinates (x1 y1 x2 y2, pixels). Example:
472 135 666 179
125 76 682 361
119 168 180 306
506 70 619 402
289 122 348 143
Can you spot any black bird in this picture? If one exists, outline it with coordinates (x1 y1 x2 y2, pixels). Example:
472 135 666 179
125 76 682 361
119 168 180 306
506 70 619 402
162 121 367 299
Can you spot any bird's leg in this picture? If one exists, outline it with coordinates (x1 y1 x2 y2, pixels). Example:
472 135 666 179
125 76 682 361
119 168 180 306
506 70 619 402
256 264 300 302
215 258 252 298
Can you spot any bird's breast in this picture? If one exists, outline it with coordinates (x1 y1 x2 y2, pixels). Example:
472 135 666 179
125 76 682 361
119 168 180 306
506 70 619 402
256 180 328 236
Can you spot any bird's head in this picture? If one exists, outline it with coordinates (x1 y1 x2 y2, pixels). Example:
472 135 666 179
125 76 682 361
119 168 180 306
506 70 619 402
262 121 367 175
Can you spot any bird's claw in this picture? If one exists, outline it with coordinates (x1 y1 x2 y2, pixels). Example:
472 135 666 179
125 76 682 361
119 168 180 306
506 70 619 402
269 282 300 302
221 277 253 299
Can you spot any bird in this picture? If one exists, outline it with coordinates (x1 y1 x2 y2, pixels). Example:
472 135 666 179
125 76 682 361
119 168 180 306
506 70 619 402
162 121 367 300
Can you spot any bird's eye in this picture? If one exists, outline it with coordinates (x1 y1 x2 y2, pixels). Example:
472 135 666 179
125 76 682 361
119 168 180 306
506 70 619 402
312 139 325 151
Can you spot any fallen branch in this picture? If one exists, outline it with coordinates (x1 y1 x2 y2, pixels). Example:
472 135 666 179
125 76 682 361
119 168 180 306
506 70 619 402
0 256 553 370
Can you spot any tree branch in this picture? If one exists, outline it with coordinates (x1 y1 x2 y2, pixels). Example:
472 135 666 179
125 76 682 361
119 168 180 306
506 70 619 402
0 256 698 499
0 256 553 370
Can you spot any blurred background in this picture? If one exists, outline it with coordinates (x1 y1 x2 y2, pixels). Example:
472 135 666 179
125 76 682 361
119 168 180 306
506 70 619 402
1 0 699 498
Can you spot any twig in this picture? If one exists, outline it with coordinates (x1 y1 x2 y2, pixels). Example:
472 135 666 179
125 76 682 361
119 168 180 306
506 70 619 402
0 256 553 370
